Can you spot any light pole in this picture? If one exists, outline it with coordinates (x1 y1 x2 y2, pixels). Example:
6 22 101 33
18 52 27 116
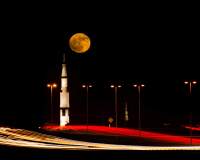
133 83 145 135
184 80 197 145
82 84 93 131
110 85 122 127
47 83 57 123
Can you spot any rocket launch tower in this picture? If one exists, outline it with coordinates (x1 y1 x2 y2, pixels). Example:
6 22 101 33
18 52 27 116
60 53 70 126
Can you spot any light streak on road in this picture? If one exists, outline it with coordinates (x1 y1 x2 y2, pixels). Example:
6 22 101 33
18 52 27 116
43 125 200 145
1 127 200 150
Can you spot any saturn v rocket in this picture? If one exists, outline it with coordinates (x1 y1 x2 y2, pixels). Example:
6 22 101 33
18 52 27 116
60 53 70 126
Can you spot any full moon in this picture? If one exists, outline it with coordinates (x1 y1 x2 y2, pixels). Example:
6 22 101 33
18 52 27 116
69 33 91 53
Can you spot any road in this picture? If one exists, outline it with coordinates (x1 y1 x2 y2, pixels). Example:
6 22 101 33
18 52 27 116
1 126 200 151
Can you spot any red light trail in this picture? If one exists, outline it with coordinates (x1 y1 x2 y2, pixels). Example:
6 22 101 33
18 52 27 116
42 125 200 145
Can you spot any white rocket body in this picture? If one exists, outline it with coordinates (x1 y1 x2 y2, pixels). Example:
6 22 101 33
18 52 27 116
60 54 70 126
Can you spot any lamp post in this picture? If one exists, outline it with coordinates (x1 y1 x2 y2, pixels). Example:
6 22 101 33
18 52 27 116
110 85 122 127
47 83 57 123
133 83 145 135
82 84 93 131
184 80 197 145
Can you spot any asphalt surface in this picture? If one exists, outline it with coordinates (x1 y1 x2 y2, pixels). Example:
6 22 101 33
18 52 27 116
1 126 200 159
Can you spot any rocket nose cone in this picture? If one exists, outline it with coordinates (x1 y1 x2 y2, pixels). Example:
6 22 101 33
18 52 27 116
61 64 67 77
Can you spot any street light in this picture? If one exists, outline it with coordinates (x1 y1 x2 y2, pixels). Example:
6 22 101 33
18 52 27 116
82 84 93 131
47 83 57 122
184 80 197 145
133 83 145 135
110 84 122 127
184 81 197 95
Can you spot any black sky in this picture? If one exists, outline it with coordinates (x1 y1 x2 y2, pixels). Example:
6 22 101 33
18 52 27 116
0 3 199 128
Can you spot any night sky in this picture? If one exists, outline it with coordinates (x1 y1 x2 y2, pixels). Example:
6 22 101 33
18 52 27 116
0 3 199 129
